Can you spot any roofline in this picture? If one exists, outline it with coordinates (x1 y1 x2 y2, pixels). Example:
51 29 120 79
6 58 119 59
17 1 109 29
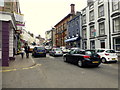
54 13 74 27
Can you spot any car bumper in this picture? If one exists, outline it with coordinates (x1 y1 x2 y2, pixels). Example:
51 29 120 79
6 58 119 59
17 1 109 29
34 53 46 56
54 53 63 56
83 60 101 66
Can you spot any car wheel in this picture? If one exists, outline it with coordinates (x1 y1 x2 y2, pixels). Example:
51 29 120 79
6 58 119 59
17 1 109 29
63 57 67 62
101 58 107 63
78 60 83 67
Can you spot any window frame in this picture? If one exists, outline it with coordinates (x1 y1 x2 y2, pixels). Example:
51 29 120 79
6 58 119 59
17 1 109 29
98 4 104 18
113 17 120 33
99 21 105 35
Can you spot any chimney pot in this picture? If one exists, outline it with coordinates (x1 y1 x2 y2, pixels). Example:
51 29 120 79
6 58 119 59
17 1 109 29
70 4 75 15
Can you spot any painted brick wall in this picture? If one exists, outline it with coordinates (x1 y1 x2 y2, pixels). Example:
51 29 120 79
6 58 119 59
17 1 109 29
2 21 9 66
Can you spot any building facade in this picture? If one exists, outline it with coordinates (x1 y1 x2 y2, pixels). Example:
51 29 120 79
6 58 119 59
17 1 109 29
109 0 120 54
81 0 120 52
54 4 75 47
65 12 82 48
0 0 23 66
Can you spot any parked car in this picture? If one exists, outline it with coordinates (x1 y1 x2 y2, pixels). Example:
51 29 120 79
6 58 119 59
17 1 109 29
63 49 101 67
45 46 52 53
96 49 118 63
32 46 46 57
49 48 63 56
62 48 71 54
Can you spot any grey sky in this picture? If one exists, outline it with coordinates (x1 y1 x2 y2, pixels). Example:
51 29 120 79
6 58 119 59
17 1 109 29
19 0 87 38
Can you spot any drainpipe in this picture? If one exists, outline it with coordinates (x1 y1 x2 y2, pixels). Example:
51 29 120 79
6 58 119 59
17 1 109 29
108 0 111 49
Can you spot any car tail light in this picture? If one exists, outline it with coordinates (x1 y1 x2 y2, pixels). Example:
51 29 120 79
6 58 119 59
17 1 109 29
83 55 90 58
98 55 101 58
105 53 109 56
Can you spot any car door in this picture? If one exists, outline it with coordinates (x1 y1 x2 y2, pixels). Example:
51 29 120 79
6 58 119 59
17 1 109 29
71 50 82 64
68 50 76 63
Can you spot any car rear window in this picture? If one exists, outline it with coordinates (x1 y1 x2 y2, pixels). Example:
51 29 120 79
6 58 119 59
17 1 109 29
106 50 115 53
85 51 95 55
97 50 105 52
55 48 62 51
37 47 45 50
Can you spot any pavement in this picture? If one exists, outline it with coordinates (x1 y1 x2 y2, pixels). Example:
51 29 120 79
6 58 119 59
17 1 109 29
1 53 36 72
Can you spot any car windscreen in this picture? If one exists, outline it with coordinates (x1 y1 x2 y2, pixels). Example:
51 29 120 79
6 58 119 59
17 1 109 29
36 47 45 50
106 50 115 53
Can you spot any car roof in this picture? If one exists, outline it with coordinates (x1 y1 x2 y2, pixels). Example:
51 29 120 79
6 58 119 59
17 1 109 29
96 48 114 51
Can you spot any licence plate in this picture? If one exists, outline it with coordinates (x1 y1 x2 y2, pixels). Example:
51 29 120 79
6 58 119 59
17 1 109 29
92 61 99 63
112 58 115 60
39 52 43 54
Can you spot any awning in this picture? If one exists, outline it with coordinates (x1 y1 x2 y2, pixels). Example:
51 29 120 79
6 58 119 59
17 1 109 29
65 37 79 42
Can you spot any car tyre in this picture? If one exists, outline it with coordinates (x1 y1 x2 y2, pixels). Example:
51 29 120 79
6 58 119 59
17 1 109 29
101 58 107 63
78 60 83 67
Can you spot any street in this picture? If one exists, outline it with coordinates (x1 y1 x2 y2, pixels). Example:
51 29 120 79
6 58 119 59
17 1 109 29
2 54 118 88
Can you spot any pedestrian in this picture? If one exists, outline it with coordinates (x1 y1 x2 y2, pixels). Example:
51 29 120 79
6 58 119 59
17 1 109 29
20 48 25 59
24 43 30 58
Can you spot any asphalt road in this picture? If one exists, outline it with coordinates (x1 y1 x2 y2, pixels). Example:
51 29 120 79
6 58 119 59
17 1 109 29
2 54 118 88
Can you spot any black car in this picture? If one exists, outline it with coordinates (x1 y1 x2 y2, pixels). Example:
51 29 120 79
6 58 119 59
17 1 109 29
63 49 101 67
32 46 46 57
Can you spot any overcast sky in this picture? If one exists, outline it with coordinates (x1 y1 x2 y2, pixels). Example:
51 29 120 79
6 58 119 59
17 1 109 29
19 0 87 38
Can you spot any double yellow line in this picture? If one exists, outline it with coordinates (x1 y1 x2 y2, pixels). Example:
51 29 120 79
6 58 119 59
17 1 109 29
0 64 42 72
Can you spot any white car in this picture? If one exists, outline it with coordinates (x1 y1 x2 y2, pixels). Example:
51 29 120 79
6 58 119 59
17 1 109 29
49 48 63 56
96 49 118 63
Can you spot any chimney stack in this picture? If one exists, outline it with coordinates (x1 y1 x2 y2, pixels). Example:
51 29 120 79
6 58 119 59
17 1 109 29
70 4 75 15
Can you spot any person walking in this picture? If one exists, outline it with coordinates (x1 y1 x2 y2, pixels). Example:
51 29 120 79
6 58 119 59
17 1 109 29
20 48 25 59
24 43 30 58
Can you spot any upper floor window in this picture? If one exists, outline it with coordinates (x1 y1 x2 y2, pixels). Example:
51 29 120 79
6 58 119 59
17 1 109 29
89 10 94 21
99 22 105 35
98 5 104 17
82 15 86 24
90 25 95 37
89 4 94 10
82 28 87 39
113 17 120 33
82 9 86 15
112 0 119 11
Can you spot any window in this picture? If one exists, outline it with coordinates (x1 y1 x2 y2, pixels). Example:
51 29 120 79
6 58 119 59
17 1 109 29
114 38 120 51
112 0 119 11
90 40 95 49
83 28 87 39
83 41 87 49
89 4 94 10
98 0 104 4
82 15 86 24
99 22 105 35
100 40 105 48
90 25 95 37
98 5 104 17
113 17 120 33
89 10 94 21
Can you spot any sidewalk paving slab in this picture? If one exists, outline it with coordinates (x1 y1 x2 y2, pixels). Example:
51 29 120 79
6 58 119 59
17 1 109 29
2 54 36 70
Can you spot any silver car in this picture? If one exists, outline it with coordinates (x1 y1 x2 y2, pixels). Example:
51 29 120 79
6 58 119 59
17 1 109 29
49 48 63 56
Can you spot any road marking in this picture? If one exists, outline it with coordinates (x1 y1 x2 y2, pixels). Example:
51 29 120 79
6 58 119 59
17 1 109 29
30 56 35 64
0 64 42 72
